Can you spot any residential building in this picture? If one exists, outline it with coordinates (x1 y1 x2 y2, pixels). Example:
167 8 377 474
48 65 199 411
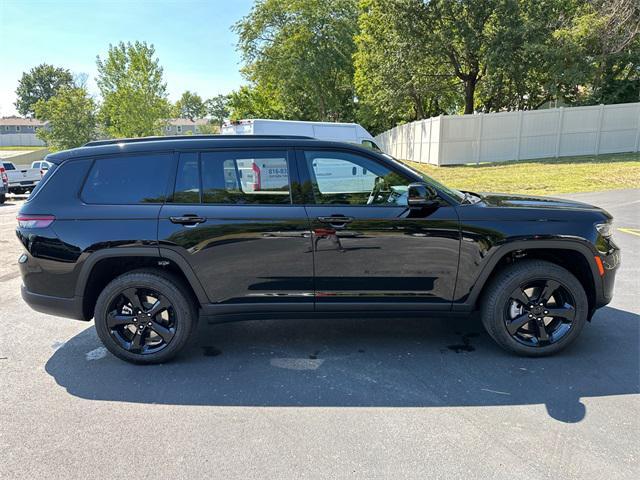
163 118 215 135
0 117 48 146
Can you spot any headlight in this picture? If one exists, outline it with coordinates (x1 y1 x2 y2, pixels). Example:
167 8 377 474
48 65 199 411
596 223 613 238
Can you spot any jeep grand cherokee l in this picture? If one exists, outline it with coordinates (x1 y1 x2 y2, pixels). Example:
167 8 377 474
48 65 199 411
17 136 620 364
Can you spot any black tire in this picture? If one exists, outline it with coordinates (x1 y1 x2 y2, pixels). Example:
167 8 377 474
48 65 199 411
0 194 5 204
481 260 588 357
94 270 197 364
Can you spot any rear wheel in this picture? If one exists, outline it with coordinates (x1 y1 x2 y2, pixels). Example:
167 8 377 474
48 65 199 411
0 194 5 204
94 271 197 364
481 260 588 356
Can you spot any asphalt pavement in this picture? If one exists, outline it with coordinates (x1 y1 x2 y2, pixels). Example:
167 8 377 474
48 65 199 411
0 190 638 480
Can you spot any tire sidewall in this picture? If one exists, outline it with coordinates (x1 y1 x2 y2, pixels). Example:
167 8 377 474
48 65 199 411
94 272 195 364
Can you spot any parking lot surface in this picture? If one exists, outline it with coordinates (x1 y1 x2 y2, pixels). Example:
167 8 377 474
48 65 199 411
1 190 638 479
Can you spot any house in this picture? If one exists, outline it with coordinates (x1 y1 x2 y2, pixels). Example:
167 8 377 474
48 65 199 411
0 117 48 146
163 118 215 135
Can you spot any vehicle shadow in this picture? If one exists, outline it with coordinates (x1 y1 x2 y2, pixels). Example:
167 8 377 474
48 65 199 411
45 306 639 423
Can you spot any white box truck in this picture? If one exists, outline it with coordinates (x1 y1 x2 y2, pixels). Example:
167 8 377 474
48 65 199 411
221 119 381 151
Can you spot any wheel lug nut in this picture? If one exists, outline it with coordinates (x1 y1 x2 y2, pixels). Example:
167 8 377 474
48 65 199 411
544 310 548 314
528 314 533 318
148 322 152 326
539 303 543 306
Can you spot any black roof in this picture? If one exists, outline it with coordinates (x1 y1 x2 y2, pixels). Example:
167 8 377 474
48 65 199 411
45 135 371 164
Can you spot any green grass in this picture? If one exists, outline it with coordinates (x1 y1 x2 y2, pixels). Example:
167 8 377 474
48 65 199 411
0 146 47 151
407 152 640 196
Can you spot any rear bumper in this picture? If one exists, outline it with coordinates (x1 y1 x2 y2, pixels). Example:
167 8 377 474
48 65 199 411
21 285 87 321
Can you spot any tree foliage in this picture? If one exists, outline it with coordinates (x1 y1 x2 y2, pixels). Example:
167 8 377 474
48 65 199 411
175 90 206 120
14 64 74 117
96 41 172 138
232 0 358 122
227 85 287 121
206 94 230 126
354 0 640 133
354 0 460 133
33 86 97 151
552 0 640 105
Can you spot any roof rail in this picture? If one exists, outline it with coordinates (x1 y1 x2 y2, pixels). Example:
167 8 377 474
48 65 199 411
83 134 314 147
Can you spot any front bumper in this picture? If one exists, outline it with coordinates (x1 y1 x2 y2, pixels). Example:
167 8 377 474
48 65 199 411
21 285 87 321
597 247 620 308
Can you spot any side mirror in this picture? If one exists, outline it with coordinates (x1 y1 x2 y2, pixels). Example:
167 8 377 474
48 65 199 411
407 182 438 208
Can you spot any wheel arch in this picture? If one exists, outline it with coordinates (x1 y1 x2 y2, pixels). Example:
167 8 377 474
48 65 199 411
77 247 208 320
463 239 601 315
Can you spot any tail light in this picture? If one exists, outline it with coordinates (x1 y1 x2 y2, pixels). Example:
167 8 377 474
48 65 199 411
0 166 7 186
17 215 55 228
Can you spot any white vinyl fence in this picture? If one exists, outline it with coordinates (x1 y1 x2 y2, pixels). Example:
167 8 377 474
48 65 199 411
0 133 46 147
375 102 640 165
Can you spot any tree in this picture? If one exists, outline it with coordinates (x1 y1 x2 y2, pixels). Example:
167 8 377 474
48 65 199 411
551 0 640 105
33 86 97 151
353 0 601 120
175 90 206 120
14 64 73 117
234 0 358 122
96 41 172 137
206 94 230 127
354 0 459 133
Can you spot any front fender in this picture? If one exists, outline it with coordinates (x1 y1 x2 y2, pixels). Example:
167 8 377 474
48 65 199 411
453 237 602 311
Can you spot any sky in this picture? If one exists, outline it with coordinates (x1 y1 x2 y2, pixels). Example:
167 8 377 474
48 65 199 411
0 0 254 117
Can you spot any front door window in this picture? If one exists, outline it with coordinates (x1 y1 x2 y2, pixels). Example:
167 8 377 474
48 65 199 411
303 150 411 206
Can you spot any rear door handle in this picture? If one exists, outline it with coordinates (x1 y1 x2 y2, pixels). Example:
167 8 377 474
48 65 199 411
170 215 206 226
317 216 354 226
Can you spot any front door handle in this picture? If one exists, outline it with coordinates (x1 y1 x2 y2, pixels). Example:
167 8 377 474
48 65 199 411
317 216 354 227
170 215 206 226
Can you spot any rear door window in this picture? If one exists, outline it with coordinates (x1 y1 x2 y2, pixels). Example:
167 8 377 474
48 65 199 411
82 153 173 204
171 150 291 205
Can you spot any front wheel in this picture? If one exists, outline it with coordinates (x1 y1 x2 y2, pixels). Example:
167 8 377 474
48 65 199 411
94 270 197 364
481 260 588 356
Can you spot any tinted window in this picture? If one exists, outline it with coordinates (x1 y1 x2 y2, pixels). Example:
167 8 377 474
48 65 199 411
82 153 172 204
26 163 59 202
304 150 411 206
173 153 200 203
3 162 15 170
200 151 290 204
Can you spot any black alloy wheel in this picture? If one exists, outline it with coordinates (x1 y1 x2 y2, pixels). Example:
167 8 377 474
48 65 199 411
504 279 576 347
106 287 177 355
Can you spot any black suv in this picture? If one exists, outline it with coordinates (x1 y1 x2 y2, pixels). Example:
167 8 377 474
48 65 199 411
17 136 620 364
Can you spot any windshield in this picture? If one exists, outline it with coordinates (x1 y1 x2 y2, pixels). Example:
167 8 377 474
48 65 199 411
383 154 466 203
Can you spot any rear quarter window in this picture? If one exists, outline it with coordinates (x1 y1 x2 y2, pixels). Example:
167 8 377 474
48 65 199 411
81 153 173 204
26 163 58 201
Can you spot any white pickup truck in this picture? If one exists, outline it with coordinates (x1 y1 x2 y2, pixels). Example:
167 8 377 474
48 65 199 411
2 161 41 195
